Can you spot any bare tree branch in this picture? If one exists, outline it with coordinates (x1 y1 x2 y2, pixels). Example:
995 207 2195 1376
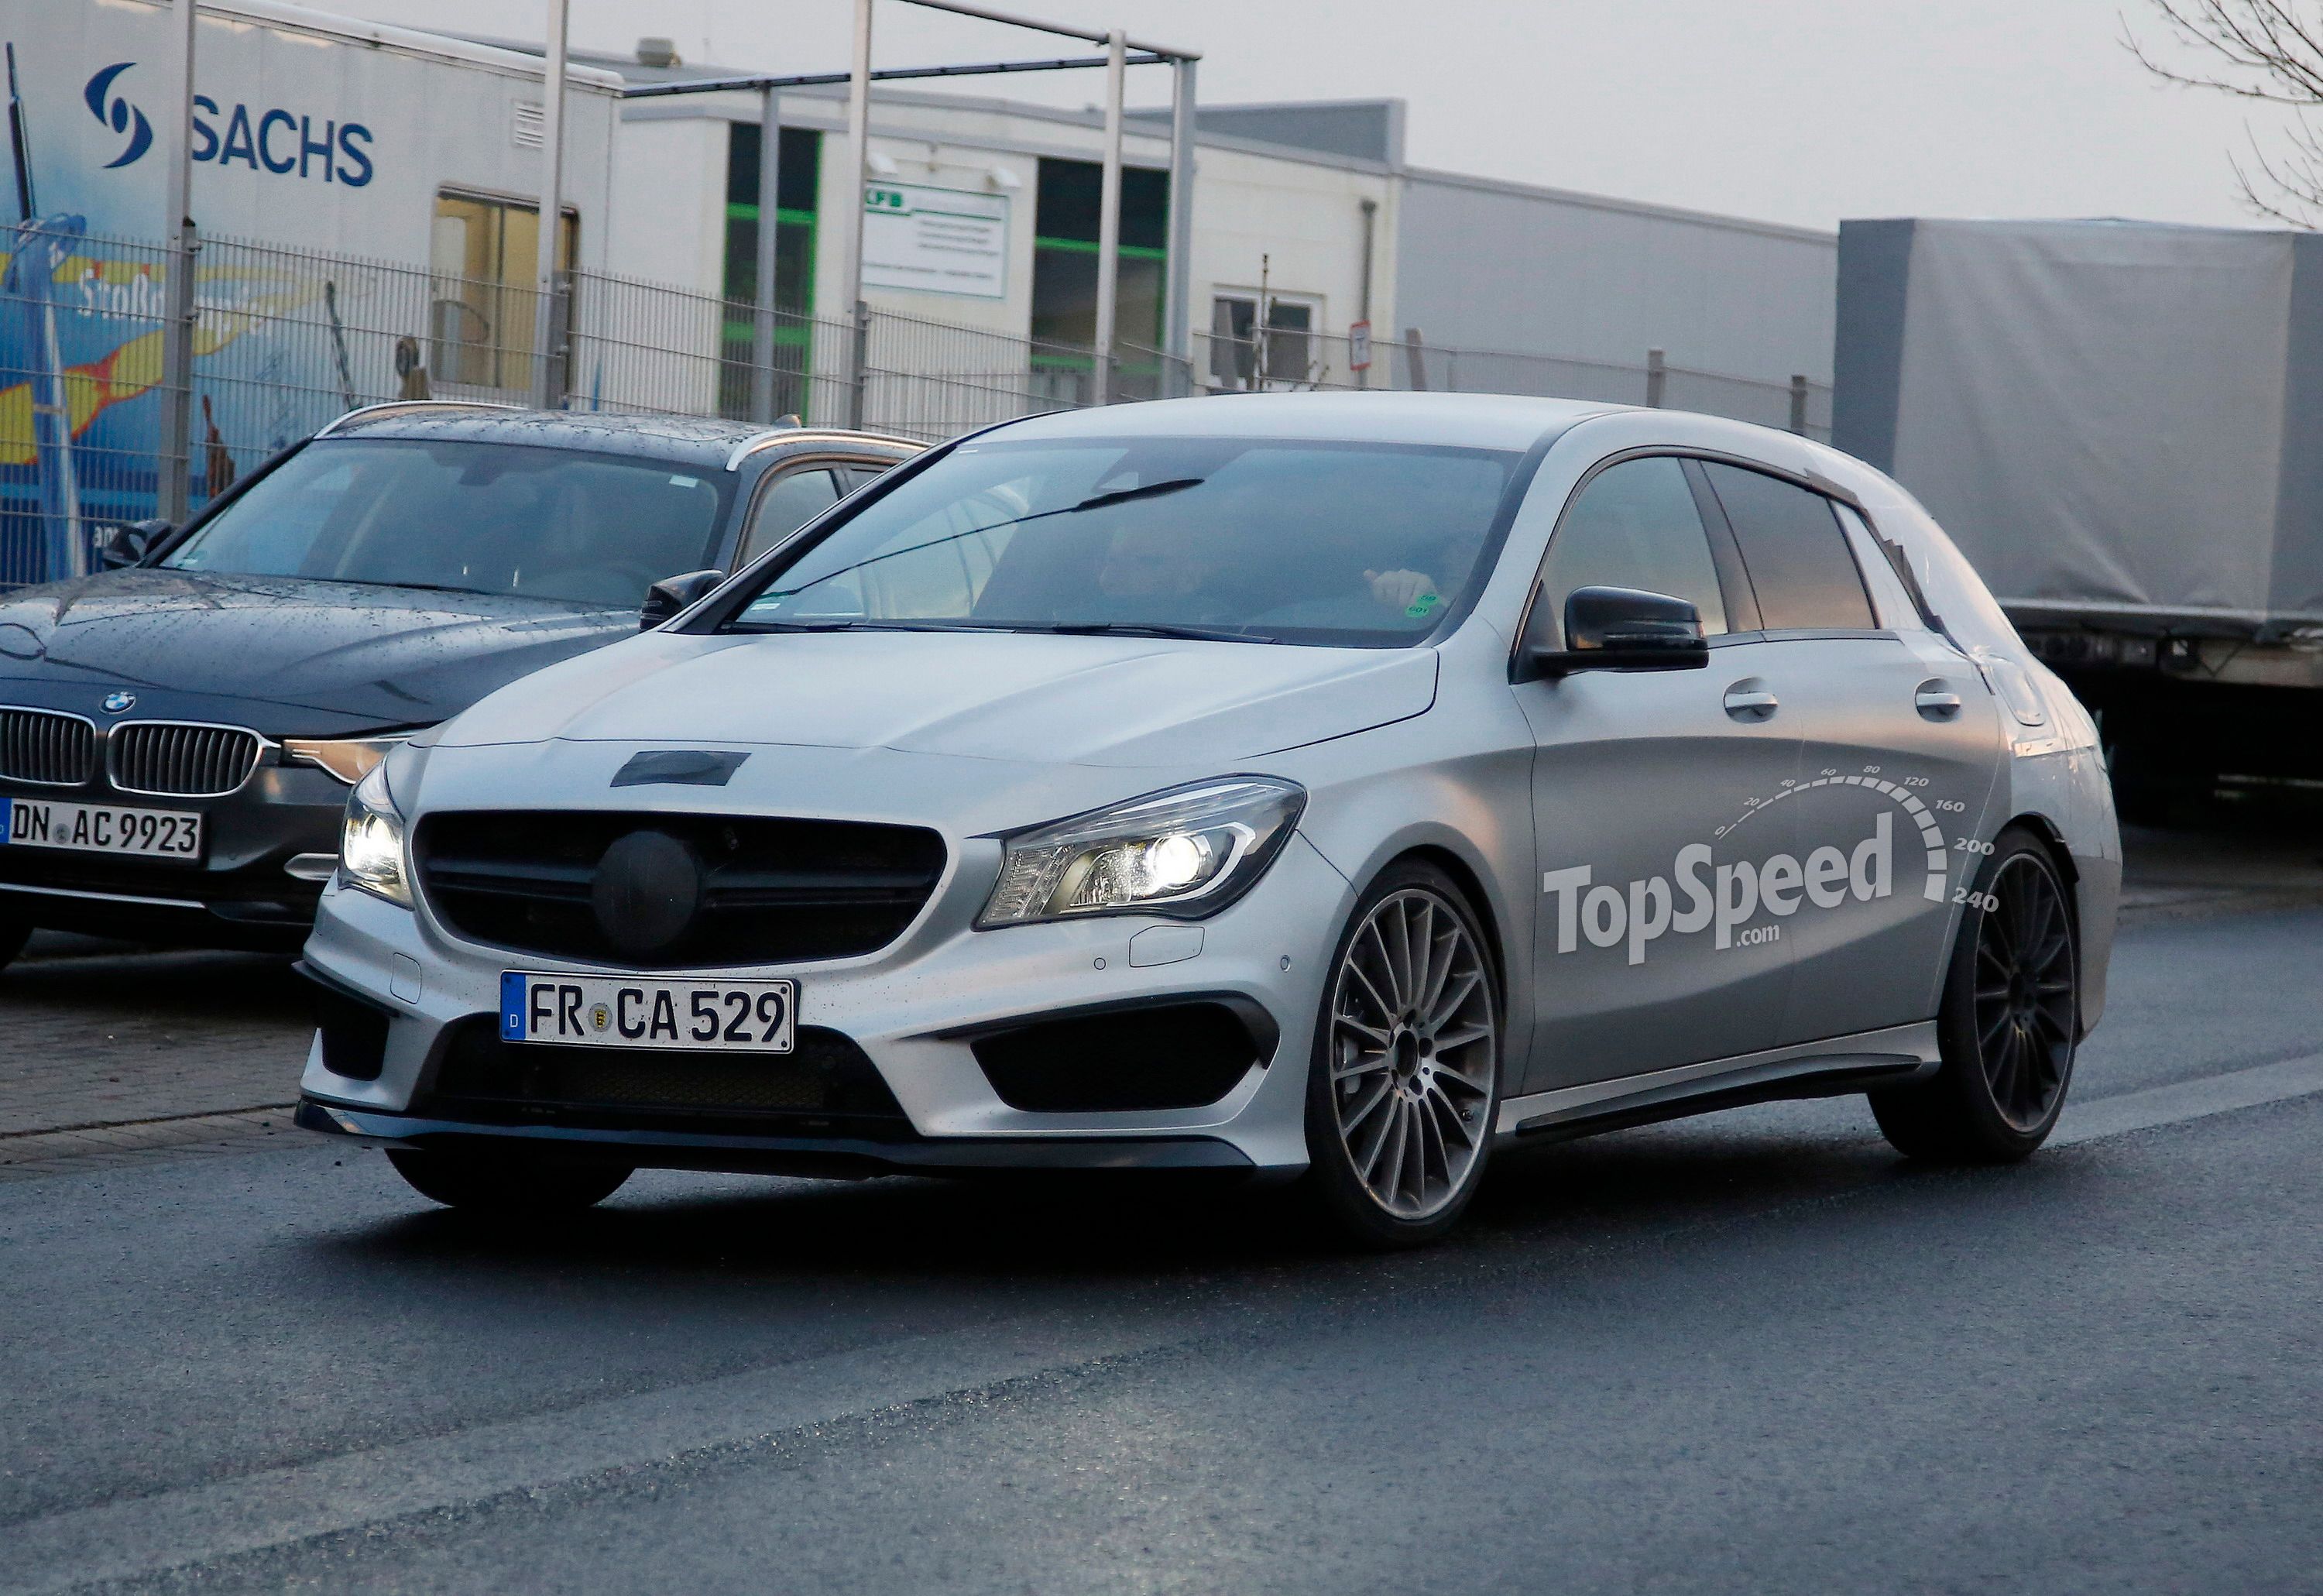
2129 1 2323 221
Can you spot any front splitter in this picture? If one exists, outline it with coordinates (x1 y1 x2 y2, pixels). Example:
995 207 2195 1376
295 1098 1257 1179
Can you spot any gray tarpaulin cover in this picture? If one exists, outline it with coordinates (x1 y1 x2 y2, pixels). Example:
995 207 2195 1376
1834 218 2323 634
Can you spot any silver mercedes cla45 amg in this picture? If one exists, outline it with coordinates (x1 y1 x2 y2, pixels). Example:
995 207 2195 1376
296 393 2119 1246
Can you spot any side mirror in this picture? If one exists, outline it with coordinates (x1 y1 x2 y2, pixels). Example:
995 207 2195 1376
100 518 170 570
1518 585 1710 681
640 568 726 631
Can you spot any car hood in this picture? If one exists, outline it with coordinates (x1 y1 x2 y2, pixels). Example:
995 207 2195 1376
0 569 633 734
437 627 1439 769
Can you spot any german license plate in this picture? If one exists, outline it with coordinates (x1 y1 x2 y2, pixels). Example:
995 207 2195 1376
1 795 204 860
499 972 797 1053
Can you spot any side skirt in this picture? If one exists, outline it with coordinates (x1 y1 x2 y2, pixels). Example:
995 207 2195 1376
1494 1021 1940 1145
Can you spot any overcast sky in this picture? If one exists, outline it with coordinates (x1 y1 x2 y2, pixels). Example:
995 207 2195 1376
349 0 2292 232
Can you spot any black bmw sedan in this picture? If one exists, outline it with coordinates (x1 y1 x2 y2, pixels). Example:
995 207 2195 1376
0 403 917 967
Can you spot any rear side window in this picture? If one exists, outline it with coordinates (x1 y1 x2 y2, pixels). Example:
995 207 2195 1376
1700 462 1875 631
1539 457 1729 640
740 467 841 563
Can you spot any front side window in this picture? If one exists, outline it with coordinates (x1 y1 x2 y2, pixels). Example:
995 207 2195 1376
728 437 1520 647
164 439 733 607
1699 462 1875 630
1537 457 1730 644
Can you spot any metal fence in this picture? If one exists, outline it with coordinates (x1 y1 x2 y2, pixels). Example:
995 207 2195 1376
1192 325 1833 439
4 222 1831 589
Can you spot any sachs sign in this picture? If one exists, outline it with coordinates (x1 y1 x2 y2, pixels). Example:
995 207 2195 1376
83 62 374 187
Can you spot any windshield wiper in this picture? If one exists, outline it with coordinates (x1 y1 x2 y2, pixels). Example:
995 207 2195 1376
758 477 1209 606
1043 621 1278 644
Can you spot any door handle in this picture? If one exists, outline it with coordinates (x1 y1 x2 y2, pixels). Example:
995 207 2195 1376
1914 681 1964 719
1723 681 1779 721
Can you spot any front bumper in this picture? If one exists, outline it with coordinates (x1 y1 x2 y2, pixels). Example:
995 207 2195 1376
0 763 350 947
297 832 1357 1176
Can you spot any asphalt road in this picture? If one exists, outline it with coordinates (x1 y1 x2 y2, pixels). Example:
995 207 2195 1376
2 895 2319 1593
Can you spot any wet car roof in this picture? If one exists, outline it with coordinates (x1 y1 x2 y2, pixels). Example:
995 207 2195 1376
316 404 918 469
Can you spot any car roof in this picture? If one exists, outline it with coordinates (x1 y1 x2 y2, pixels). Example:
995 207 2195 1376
983 391 1620 453
314 403 920 469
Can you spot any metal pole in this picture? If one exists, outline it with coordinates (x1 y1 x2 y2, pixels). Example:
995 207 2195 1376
752 88 782 423
530 0 569 410
840 0 873 390
1091 29 1124 407
156 0 198 523
1789 373 1809 435
1356 197 1376 390
1163 56 1196 376
849 299 870 430
1645 347 1666 409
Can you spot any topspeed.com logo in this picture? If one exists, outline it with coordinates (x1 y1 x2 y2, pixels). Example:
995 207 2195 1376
1544 812 1894 966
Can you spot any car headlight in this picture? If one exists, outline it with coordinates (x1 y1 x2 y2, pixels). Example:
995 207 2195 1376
977 777 1306 929
285 732 421 785
339 762 411 907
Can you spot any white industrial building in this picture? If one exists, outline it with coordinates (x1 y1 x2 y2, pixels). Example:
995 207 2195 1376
587 56 1837 421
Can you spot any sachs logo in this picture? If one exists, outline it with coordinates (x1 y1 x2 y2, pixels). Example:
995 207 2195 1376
84 63 155 170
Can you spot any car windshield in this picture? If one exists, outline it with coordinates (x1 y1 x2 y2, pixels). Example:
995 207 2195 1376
162 438 733 606
727 437 1520 647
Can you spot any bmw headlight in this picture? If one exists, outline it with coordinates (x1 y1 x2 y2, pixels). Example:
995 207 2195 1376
977 777 1306 928
285 731 422 785
339 762 411 907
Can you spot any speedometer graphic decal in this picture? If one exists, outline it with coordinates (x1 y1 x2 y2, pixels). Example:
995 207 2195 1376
1717 767 1953 903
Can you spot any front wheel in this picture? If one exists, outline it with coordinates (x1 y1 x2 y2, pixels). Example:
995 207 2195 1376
1302 861 1502 1248
1871 829 2079 1162
387 1148 633 1214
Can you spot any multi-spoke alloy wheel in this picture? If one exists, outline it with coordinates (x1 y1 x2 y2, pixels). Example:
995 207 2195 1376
1972 853 2079 1131
1871 829 2079 1162
1306 865 1500 1243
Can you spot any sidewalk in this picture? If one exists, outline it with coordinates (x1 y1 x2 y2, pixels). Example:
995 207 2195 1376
0 937 312 1179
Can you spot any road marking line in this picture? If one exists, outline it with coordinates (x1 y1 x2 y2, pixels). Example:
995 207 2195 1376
0 1316 1180 1596
2053 1052 2323 1147
9 1056 2321 1592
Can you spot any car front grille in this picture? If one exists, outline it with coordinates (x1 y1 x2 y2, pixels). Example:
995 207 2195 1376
420 1016 912 1134
108 722 264 797
0 708 98 787
413 810 948 967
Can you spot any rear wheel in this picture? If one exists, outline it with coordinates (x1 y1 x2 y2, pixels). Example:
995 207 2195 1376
1302 861 1501 1248
386 1148 632 1213
1871 829 2079 1162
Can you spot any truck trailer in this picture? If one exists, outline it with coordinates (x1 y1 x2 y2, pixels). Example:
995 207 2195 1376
1834 217 2323 819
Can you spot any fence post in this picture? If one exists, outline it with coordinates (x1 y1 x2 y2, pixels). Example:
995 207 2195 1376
752 88 782 424
1645 348 1666 409
849 300 870 431
1789 373 1809 435
156 227 199 525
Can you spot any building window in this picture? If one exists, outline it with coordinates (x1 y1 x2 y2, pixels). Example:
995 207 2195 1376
1208 292 1317 390
722 123 823 420
1030 159 1168 393
428 191 577 393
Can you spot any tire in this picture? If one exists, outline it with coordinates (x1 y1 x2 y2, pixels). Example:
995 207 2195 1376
386 1148 632 1213
1302 860 1503 1248
0 915 29 973
1870 829 2079 1162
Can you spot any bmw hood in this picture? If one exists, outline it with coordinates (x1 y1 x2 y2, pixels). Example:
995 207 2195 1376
437 628 1439 769
0 569 633 734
